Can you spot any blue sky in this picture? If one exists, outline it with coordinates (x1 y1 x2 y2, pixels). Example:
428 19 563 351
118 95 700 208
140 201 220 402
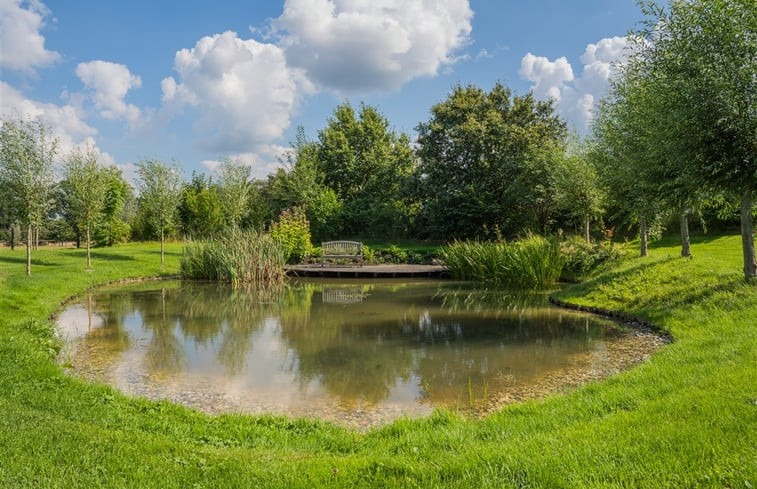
1 0 645 182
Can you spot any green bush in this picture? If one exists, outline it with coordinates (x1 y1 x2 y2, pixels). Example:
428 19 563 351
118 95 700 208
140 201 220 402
270 206 312 264
561 236 626 281
441 234 564 288
181 228 286 286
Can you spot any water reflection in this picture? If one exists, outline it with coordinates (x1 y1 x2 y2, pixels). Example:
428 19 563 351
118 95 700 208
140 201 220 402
57 279 662 428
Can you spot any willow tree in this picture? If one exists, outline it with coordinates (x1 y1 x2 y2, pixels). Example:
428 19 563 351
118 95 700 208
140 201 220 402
217 158 252 229
62 145 108 269
136 159 181 267
628 0 757 280
0 118 57 276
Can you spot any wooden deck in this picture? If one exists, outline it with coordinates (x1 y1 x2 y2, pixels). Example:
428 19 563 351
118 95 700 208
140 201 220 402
285 264 449 278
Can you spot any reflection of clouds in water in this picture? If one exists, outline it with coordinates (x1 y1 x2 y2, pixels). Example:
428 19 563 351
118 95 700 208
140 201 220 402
56 303 105 340
56 281 664 429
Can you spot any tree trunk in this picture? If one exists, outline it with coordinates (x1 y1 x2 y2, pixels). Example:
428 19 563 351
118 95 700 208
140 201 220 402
86 223 92 269
10 226 14 251
26 225 32 276
160 227 165 269
34 226 39 250
584 213 591 244
740 188 756 282
640 215 648 257
680 211 691 258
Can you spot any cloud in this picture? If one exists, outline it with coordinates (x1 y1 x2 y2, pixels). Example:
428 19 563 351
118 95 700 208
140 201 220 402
0 0 60 72
519 36 629 130
0 81 97 154
518 54 574 101
160 31 304 153
272 0 473 93
76 60 143 124
201 144 289 180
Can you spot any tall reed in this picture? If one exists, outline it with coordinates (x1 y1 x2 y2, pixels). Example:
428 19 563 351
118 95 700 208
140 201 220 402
441 234 564 288
181 228 287 286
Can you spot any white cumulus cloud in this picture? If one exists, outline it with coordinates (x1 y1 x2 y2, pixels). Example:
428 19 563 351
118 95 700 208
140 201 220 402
0 81 97 155
272 0 473 93
76 60 143 124
519 36 629 130
161 31 304 154
0 0 60 72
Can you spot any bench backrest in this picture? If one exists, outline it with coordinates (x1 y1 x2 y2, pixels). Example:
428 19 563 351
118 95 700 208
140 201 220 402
322 240 362 255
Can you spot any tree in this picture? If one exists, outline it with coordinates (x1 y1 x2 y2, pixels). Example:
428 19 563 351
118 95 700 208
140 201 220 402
317 103 416 238
265 127 342 242
628 0 757 280
0 117 57 275
136 159 181 267
62 145 108 269
416 83 567 239
95 166 133 246
178 172 225 237
216 158 252 228
551 141 605 243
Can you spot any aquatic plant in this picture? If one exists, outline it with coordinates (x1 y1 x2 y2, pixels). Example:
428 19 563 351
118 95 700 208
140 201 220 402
441 234 564 288
181 227 286 286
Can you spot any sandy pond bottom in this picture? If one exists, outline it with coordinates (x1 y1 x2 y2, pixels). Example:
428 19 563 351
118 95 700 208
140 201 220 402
57 279 666 431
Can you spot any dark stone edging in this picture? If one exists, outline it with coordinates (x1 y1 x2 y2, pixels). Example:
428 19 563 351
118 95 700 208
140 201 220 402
548 296 674 344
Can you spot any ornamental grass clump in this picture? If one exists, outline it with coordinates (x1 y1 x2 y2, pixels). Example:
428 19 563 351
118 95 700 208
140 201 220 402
181 228 286 286
441 234 564 288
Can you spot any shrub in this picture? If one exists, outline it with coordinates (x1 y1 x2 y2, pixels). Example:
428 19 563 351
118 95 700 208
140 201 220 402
181 228 286 286
561 236 626 281
270 206 312 264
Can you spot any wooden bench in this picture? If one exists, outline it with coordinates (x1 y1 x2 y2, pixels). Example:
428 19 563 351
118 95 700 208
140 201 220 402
321 240 363 267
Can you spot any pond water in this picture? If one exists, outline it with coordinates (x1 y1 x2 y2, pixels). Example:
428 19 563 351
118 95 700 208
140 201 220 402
57 279 664 429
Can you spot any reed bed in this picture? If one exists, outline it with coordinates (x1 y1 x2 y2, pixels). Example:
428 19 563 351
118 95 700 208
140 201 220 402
181 228 287 286
441 234 564 288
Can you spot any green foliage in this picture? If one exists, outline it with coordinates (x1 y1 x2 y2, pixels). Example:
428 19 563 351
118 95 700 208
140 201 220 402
94 166 133 246
216 158 253 228
181 228 286 286
560 235 627 281
178 172 225 238
136 159 182 265
441 234 565 288
316 103 417 238
270 206 312 263
416 83 568 239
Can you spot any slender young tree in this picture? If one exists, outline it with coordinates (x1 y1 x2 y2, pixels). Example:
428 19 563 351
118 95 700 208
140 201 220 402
62 145 108 269
551 140 605 243
0 117 57 276
216 158 252 228
136 159 181 268
629 0 757 280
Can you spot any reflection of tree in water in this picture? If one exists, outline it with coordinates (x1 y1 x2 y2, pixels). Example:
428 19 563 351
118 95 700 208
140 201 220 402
81 280 614 408
141 288 186 373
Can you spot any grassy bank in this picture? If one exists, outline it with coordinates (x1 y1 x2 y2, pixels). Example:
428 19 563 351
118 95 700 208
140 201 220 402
0 236 754 487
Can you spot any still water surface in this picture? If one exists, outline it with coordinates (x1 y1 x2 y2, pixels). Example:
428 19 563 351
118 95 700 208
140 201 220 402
57 279 662 429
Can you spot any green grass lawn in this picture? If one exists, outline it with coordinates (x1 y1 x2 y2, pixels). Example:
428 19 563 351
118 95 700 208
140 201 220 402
0 237 754 488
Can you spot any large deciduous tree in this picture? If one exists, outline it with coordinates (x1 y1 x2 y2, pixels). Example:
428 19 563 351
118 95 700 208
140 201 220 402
136 159 181 267
0 117 57 276
317 103 416 238
62 145 108 269
416 83 567 239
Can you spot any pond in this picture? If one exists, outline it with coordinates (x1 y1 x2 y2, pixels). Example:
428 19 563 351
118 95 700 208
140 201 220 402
57 279 665 429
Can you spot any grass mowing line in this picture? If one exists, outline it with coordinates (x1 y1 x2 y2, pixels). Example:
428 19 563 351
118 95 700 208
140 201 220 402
0 236 754 487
